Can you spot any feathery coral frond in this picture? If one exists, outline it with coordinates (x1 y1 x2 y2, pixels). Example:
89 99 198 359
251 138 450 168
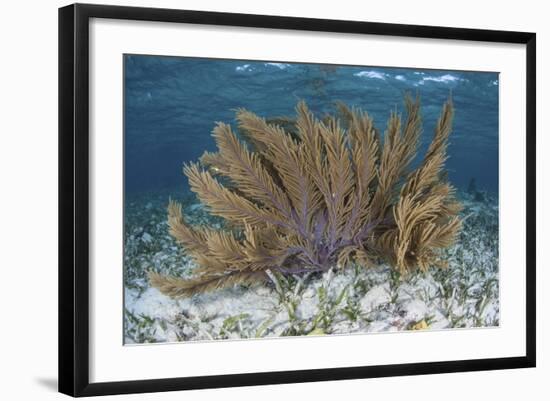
184 162 288 228
370 96 422 220
167 199 208 253
211 122 292 219
385 97 461 273
148 270 267 298
237 108 322 232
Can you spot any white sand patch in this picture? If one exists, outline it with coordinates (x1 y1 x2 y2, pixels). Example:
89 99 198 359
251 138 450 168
360 284 391 312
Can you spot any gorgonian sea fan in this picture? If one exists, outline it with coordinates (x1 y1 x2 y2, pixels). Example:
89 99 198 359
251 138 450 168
149 95 462 298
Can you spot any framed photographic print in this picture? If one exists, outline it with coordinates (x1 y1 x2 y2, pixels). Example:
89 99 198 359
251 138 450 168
58 3 536 397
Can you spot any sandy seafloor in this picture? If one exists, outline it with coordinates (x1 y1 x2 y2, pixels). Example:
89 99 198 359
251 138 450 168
123 188 499 344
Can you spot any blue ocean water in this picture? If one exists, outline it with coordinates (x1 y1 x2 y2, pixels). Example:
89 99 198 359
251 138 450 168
124 55 498 195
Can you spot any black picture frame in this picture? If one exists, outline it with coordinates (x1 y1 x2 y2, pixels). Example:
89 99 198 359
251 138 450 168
58 3 536 397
